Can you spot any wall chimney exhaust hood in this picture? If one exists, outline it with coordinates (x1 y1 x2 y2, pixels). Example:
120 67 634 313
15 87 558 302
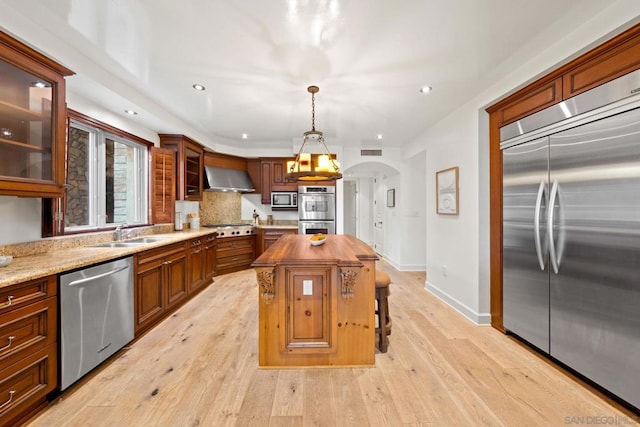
204 166 255 193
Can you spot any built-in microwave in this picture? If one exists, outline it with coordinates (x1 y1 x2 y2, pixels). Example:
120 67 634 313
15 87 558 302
271 191 298 209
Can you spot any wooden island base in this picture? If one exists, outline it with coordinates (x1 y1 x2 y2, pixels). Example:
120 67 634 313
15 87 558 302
252 234 378 367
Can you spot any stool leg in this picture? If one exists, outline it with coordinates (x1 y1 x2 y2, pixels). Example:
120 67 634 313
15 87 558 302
383 288 391 335
378 287 389 353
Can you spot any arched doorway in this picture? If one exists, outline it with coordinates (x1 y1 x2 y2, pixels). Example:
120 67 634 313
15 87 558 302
342 161 400 256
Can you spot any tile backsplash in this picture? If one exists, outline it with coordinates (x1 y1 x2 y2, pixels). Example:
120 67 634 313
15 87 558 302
199 191 242 225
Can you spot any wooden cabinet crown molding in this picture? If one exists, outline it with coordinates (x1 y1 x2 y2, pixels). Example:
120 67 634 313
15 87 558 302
0 31 74 77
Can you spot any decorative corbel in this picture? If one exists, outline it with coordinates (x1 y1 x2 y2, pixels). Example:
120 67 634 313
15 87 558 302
340 268 359 300
256 268 275 303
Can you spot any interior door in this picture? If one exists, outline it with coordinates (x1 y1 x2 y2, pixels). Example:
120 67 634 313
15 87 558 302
343 180 357 236
373 180 385 254
548 107 640 408
502 136 550 353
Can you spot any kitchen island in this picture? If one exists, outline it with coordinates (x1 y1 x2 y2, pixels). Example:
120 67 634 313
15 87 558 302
252 234 378 367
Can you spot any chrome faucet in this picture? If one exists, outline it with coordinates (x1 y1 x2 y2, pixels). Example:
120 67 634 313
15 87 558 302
114 223 136 241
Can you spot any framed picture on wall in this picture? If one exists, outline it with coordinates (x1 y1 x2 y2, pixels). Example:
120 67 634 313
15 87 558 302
387 189 395 207
436 166 459 215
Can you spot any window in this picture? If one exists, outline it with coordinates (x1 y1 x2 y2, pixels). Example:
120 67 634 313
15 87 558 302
64 118 149 232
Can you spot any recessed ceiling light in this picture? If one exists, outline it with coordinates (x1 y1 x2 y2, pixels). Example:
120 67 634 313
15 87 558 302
32 81 47 88
192 84 206 91
419 86 433 94
124 109 138 115
242 133 248 139
377 134 383 140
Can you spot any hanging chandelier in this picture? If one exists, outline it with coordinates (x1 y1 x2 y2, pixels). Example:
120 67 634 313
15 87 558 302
285 85 342 182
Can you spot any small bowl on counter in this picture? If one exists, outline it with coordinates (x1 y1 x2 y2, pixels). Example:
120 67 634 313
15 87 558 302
0 255 14 267
309 234 327 246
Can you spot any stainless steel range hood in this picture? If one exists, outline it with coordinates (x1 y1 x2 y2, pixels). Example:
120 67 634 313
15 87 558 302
204 166 255 193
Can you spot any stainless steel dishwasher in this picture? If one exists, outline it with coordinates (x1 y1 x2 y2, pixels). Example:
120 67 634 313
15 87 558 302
59 256 134 390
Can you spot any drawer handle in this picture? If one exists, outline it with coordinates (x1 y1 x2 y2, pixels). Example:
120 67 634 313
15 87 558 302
192 249 201 254
4 295 14 307
0 391 15 410
0 336 15 352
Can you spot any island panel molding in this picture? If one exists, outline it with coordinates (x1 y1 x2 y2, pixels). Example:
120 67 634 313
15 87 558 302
256 268 275 303
340 267 359 300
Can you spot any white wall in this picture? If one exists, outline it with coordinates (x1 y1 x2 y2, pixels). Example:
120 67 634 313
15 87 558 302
241 194 299 223
406 2 640 325
400 153 427 271
0 196 41 244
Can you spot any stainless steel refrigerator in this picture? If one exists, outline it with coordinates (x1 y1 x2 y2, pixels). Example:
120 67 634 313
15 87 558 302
502 73 640 409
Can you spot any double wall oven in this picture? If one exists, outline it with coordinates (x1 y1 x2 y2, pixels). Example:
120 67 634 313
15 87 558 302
298 185 335 234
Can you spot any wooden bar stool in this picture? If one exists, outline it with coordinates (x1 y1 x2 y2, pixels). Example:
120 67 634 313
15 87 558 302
375 269 392 353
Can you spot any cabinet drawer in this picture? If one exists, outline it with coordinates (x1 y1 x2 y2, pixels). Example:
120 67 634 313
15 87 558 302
0 344 57 423
216 245 253 258
0 276 56 316
216 253 254 270
0 298 56 369
216 237 253 251
136 242 187 270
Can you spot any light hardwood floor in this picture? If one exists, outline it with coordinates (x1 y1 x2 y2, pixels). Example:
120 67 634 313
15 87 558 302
29 261 631 426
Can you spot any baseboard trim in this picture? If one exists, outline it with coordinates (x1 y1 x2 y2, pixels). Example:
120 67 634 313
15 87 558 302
425 281 491 325
377 254 426 272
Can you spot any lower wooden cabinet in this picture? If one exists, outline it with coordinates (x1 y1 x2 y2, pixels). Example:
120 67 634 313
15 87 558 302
215 236 255 276
134 233 217 335
188 237 206 294
256 227 298 257
203 234 216 281
0 276 57 427
134 242 188 334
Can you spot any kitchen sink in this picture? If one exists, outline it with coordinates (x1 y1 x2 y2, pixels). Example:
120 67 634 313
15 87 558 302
91 242 146 248
126 237 170 244
90 236 170 248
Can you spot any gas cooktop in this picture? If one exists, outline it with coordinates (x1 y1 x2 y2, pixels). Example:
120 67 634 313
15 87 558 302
202 223 255 238
202 223 249 228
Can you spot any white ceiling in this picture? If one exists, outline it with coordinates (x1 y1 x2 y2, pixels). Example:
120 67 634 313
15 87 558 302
0 0 610 153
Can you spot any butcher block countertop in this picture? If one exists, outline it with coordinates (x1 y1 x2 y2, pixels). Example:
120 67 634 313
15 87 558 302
0 228 217 289
252 234 378 268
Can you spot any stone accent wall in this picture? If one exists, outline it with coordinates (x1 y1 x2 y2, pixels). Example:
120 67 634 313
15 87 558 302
111 143 129 224
65 128 89 227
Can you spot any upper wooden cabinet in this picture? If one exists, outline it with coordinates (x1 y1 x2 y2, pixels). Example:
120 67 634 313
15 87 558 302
563 28 640 99
251 156 336 204
159 134 204 201
0 31 74 197
492 78 563 127
259 158 298 204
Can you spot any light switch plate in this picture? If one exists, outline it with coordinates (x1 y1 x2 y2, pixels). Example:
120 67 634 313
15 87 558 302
303 280 313 295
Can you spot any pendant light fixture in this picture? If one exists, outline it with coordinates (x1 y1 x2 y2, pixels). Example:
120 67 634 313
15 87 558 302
285 85 342 182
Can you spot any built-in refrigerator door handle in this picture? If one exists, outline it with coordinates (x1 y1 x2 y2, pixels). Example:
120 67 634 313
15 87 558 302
534 181 546 271
548 179 560 274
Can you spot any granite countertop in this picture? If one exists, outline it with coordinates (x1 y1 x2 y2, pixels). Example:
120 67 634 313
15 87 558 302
0 228 219 289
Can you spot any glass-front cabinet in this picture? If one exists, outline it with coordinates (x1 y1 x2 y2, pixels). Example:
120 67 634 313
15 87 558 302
159 134 204 201
0 31 73 197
